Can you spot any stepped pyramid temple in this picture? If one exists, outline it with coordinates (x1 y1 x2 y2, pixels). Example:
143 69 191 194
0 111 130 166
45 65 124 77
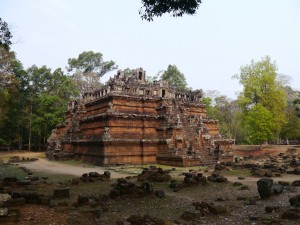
47 68 234 166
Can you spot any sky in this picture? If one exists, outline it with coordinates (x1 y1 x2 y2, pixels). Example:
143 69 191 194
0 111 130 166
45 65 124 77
1 0 300 99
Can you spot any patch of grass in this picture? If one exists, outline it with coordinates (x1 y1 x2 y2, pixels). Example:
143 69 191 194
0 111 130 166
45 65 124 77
0 164 28 180
0 151 46 161
106 164 209 177
57 159 95 168
33 171 76 183
221 168 251 177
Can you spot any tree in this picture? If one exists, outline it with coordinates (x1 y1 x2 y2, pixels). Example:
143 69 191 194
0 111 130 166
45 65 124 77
0 46 19 130
243 104 274 144
280 107 300 142
203 92 245 143
234 56 287 141
24 66 78 150
0 45 22 149
67 51 117 94
293 92 300 117
161 65 187 89
280 87 300 143
0 18 13 50
140 0 202 21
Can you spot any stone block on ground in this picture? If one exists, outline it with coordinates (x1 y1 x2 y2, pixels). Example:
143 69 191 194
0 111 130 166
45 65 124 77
52 187 70 199
257 178 273 199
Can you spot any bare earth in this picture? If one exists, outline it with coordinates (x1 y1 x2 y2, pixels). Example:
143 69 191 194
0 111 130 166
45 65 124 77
18 157 128 179
2 151 300 225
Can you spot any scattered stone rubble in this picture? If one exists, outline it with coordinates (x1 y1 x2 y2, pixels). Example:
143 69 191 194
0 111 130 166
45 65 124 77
181 201 228 221
8 156 38 163
71 171 111 184
116 214 177 225
109 178 156 199
138 166 171 182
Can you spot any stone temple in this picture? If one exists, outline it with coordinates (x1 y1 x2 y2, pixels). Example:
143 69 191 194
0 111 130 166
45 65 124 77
47 68 234 166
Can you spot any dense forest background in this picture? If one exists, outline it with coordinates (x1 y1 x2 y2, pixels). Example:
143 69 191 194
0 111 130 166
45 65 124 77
0 17 300 151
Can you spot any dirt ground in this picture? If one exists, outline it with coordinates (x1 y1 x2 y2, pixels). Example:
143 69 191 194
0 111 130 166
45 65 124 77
1 151 300 225
18 157 129 179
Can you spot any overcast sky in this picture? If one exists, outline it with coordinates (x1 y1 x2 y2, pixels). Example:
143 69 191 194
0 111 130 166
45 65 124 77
1 0 300 98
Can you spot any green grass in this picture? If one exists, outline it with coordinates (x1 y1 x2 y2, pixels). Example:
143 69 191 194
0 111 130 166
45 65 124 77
0 164 28 180
221 168 251 177
105 164 209 176
0 151 46 161
56 159 96 168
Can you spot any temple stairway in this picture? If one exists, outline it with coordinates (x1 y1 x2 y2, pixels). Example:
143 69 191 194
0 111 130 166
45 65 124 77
170 100 218 165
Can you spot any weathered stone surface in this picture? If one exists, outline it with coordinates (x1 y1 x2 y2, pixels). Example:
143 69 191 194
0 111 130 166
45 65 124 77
289 195 300 207
257 178 273 199
138 167 171 182
272 184 284 194
109 179 153 199
77 194 90 206
181 209 203 221
0 208 8 217
192 201 228 216
0 194 11 203
282 208 300 220
265 205 280 213
155 190 165 198
278 181 290 186
292 180 300 186
2 177 18 186
125 214 167 225
47 68 234 166
52 187 70 199
207 173 227 183
4 198 26 207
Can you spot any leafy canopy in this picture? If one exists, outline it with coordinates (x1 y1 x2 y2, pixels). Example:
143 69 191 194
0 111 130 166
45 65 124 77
234 56 287 139
67 51 117 77
140 0 202 21
67 51 117 94
243 104 274 144
0 18 12 50
161 65 187 89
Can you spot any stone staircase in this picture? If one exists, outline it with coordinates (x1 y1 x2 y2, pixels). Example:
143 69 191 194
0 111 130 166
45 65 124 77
171 100 218 165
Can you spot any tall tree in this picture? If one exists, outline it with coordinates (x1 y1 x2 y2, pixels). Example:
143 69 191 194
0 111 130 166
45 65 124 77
280 87 300 143
67 51 117 94
161 65 187 89
234 56 287 142
0 18 13 50
22 65 78 150
203 92 245 143
140 0 202 21
0 45 23 149
243 104 274 144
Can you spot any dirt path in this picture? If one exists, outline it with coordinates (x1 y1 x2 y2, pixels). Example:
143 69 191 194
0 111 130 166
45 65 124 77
17 158 130 179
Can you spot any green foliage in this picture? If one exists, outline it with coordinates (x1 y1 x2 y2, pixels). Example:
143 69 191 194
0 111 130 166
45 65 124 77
0 46 20 134
234 56 287 141
140 0 202 21
0 18 13 50
23 65 78 150
161 65 187 89
243 104 274 144
67 51 117 77
203 93 245 142
293 92 300 117
280 107 300 140
280 89 300 141
67 51 117 94
146 70 162 84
